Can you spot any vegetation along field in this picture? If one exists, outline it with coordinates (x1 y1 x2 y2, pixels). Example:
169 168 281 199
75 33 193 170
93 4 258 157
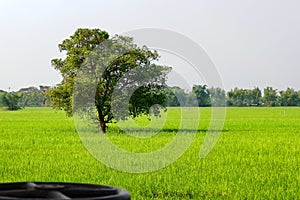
0 107 299 199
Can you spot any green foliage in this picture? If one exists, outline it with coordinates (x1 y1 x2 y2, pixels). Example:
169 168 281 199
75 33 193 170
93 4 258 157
129 85 168 118
18 86 50 107
166 86 188 106
49 28 171 132
279 88 299 106
166 86 226 107
2 92 23 110
0 87 50 108
192 85 211 107
227 87 262 106
0 107 300 199
263 86 278 106
208 87 226 106
251 89 260 105
0 90 6 107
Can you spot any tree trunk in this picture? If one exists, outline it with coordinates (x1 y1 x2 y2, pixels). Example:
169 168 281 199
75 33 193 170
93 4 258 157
97 109 107 133
99 118 107 133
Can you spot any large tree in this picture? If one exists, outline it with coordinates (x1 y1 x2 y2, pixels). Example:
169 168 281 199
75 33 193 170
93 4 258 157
48 28 170 132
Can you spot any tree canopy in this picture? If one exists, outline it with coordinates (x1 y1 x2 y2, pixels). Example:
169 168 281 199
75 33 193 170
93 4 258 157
48 28 171 132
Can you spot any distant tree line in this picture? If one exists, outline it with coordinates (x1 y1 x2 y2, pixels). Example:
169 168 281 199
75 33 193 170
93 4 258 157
1 84 300 110
0 86 50 110
167 85 300 107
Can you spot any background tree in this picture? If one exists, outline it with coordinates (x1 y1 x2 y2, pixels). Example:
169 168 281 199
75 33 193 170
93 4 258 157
48 28 171 132
2 92 23 110
208 87 226 106
166 86 188 106
263 87 278 106
279 88 298 106
248 87 262 106
17 86 50 107
227 87 261 106
185 92 198 106
227 88 246 106
0 90 6 107
298 91 300 106
192 85 211 107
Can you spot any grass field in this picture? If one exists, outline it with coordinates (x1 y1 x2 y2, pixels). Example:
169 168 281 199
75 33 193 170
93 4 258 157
0 107 299 199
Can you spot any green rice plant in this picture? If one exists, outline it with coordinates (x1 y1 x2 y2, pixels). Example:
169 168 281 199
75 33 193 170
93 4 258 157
0 107 299 199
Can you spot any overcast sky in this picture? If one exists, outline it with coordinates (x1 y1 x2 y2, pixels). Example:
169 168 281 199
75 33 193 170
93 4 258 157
1 0 300 91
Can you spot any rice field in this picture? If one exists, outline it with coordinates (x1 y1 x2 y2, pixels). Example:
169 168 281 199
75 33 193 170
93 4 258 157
0 107 299 199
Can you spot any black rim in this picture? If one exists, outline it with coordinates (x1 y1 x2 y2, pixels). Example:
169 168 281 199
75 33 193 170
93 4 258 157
0 182 130 200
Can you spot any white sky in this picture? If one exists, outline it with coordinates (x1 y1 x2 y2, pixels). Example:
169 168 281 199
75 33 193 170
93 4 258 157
0 0 300 91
